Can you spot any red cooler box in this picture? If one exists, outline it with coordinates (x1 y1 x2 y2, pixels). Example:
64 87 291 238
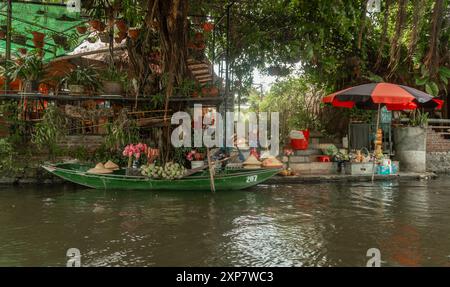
290 129 310 150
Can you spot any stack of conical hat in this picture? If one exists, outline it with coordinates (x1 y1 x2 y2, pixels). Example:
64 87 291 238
262 156 283 168
243 154 262 169
87 163 113 174
104 160 119 170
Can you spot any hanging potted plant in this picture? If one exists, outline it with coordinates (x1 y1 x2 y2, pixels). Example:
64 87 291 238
62 65 101 95
128 27 140 40
18 48 27 56
31 31 45 48
51 33 68 48
115 19 128 33
115 31 127 43
101 67 125 95
76 25 87 34
89 20 105 32
12 32 27 45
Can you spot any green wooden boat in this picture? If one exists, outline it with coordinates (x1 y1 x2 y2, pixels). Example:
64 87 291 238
42 163 281 191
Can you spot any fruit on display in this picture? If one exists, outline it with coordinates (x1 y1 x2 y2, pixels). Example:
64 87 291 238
141 162 187 180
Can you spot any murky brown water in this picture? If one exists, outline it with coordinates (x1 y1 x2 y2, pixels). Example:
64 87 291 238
1 177 450 267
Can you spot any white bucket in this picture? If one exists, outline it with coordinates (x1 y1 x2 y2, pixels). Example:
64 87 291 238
191 160 204 169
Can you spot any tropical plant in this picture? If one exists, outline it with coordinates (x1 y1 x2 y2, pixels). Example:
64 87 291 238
409 110 429 127
0 138 21 175
104 109 140 151
101 67 127 83
31 105 68 159
2 53 44 82
63 65 101 91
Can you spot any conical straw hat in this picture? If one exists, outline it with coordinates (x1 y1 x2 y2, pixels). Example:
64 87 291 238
262 156 283 168
87 163 113 174
104 160 119 170
243 154 261 166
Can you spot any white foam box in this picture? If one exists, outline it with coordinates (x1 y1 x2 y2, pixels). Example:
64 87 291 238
344 162 374 175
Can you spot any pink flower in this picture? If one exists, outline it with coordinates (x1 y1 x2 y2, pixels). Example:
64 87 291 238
135 152 141 159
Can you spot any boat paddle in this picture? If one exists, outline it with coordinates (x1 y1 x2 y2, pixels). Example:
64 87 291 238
206 148 216 193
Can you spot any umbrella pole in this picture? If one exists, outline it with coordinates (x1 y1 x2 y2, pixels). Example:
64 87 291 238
371 104 381 182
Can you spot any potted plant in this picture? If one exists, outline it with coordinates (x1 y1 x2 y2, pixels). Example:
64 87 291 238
2 53 44 92
51 33 69 49
209 84 220 97
202 22 214 32
115 19 128 32
115 31 127 43
128 27 140 40
76 25 87 34
101 67 126 95
177 79 196 97
12 32 27 45
18 48 27 56
31 31 45 48
89 20 105 32
63 65 101 95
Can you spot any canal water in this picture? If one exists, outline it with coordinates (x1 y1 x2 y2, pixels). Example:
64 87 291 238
1 176 450 267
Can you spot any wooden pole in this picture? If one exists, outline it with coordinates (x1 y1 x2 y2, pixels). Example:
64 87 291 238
371 104 381 182
206 148 216 193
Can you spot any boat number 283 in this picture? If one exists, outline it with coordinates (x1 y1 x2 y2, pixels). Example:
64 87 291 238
246 175 258 183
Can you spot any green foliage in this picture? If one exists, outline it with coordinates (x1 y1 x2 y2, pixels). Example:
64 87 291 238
101 67 127 83
0 101 28 144
409 110 429 127
253 76 326 140
0 138 22 175
176 78 197 97
1 53 44 81
90 144 129 167
63 65 101 91
104 109 140 151
31 105 68 159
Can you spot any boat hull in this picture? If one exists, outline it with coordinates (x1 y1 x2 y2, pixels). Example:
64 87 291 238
42 164 281 191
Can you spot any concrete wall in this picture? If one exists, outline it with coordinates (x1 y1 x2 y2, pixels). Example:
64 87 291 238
393 127 426 172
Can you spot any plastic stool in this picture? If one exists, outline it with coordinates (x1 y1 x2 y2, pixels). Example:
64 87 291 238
317 155 331 162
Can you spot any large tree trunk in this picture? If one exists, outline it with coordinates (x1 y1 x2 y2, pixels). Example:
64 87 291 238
142 0 189 161
424 0 444 78
388 0 407 74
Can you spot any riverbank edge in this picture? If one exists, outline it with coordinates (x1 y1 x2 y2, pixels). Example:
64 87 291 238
0 167 438 186
266 172 438 184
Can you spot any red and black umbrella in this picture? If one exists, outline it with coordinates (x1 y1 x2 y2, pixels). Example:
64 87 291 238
322 83 443 111
322 82 444 181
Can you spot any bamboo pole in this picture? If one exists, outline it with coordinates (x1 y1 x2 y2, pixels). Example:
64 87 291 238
371 104 381 182
206 148 216 193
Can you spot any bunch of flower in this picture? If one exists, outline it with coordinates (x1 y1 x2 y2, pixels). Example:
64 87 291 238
123 143 148 167
186 149 204 161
